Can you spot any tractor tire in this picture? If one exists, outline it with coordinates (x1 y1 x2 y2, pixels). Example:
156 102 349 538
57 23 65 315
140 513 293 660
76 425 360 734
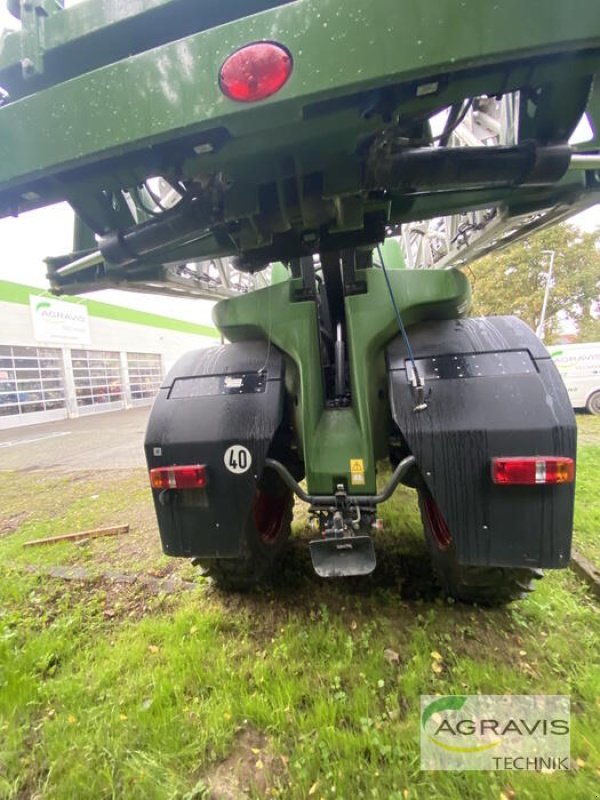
418 490 543 605
199 469 293 590
587 390 600 416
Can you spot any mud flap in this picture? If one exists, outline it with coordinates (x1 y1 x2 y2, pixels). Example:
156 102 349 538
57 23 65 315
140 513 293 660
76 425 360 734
387 316 576 570
309 536 376 577
145 341 286 558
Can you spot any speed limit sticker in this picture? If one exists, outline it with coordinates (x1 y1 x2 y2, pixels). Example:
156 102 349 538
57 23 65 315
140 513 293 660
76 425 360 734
224 445 252 474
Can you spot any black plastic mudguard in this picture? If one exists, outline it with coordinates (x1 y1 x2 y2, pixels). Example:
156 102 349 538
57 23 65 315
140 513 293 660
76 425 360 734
387 316 576 569
144 341 285 558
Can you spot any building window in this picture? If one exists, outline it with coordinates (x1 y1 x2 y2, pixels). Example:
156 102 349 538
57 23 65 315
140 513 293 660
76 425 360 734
127 352 163 402
0 345 66 417
72 349 122 408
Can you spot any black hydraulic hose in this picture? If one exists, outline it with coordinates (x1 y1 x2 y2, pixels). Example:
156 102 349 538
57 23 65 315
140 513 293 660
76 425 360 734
437 100 472 147
264 455 416 507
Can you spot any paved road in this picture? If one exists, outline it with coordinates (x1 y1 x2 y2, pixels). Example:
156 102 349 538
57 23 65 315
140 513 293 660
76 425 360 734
0 407 151 471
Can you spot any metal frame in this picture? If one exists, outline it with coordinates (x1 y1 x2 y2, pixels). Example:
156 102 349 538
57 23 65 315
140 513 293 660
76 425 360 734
1 0 599 293
400 94 600 269
111 258 273 302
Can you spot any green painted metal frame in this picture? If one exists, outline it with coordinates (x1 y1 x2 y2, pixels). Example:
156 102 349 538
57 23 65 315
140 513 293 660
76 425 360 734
214 267 470 494
0 0 596 499
0 0 599 217
0 1 296 96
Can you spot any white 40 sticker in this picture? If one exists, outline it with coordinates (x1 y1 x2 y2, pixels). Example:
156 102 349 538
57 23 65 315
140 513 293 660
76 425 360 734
224 445 252 474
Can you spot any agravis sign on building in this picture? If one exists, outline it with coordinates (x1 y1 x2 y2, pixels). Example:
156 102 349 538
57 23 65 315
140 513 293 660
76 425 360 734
29 295 90 346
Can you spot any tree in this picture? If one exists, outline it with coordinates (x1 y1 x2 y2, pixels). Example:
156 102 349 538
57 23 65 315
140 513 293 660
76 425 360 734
576 310 600 343
467 222 600 342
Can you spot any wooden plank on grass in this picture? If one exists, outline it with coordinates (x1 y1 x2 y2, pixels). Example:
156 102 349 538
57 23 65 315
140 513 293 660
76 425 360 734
23 525 130 548
570 549 600 598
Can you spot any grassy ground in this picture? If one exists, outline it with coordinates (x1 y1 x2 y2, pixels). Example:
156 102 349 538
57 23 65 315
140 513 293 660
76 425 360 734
572 415 600 564
0 417 599 799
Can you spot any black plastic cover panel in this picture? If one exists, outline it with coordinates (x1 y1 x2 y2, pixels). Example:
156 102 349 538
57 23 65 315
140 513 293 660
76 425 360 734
387 316 576 569
145 342 285 557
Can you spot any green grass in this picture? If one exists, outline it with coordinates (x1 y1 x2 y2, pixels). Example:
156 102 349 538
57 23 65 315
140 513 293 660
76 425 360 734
573 415 600 564
0 417 599 799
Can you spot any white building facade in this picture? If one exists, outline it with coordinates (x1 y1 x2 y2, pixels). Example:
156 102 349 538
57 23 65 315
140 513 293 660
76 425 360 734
0 280 218 429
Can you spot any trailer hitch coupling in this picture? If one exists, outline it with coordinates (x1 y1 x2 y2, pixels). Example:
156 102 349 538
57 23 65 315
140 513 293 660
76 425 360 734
265 455 415 578
309 486 378 577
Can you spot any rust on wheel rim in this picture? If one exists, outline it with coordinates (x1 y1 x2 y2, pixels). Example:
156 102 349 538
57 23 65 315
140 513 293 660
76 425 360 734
252 490 288 545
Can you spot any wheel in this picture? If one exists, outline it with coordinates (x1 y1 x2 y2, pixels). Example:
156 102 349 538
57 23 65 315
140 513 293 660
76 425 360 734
200 469 293 590
586 390 600 416
418 490 543 605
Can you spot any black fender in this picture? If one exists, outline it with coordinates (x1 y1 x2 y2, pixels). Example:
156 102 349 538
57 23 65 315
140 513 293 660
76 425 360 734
144 341 285 557
387 316 576 569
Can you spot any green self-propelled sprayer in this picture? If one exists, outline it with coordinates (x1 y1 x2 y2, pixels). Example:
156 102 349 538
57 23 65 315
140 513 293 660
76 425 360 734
1 0 599 602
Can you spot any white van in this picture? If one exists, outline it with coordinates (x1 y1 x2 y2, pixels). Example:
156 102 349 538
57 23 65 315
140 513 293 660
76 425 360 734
549 343 600 415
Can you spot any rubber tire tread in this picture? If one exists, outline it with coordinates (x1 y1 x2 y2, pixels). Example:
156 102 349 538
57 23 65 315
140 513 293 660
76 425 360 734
202 473 293 591
419 494 543 605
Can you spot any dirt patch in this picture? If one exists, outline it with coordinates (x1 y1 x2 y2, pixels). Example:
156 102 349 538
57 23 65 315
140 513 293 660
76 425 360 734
96 578 166 621
203 727 286 800
263 528 437 599
0 511 28 536
20 567 199 626
443 609 517 659
88 521 165 570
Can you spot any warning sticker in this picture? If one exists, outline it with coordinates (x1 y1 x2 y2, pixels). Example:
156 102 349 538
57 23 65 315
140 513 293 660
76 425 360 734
350 459 365 486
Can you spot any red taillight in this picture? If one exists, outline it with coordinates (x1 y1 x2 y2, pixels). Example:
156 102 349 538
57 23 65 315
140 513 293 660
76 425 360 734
491 457 574 486
150 465 207 490
220 42 293 102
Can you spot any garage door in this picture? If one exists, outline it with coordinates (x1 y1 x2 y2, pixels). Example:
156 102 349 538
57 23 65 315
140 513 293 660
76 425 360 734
0 345 67 426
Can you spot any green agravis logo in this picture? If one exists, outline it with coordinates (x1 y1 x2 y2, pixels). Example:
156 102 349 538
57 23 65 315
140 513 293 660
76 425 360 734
35 300 86 324
421 696 502 754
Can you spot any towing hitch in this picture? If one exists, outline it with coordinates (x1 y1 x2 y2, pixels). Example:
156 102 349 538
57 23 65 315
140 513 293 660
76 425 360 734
265 456 415 578
309 484 378 578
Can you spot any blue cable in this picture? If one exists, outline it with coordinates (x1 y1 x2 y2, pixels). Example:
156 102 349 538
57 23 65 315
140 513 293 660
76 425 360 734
376 245 423 390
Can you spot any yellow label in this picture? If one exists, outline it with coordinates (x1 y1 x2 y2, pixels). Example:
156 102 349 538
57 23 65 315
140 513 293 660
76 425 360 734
350 459 365 474
351 472 366 486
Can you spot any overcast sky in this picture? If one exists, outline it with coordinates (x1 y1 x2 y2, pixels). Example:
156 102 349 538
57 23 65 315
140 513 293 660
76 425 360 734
0 1 598 325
